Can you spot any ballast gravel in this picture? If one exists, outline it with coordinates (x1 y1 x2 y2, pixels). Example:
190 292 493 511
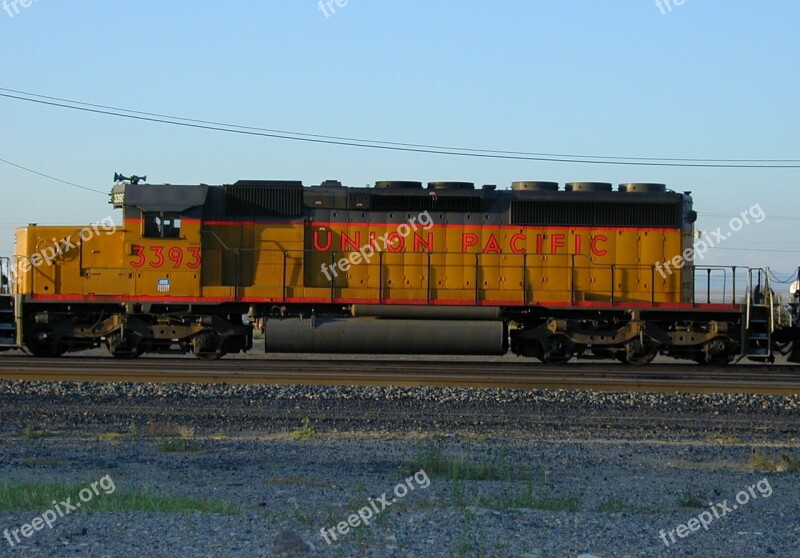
0 379 799 557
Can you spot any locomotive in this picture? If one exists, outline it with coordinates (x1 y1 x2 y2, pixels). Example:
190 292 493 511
0 176 796 364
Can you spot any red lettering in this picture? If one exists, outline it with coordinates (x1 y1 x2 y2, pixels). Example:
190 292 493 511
483 233 501 254
574 234 582 254
591 235 608 256
340 231 361 251
386 232 404 253
536 234 544 254
550 234 566 253
149 246 164 268
130 245 145 268
168 247 183 268
462 233 478 252
186 247 201 269
413 232 433 252
510 233 526 254
313 229 332 251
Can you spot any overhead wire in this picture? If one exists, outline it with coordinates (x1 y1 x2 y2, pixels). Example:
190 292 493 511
2 88 800 168
0 157 107 195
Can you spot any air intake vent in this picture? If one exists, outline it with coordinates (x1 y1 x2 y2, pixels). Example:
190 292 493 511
225 185 303 216
510 201 681 228
373 195 482 212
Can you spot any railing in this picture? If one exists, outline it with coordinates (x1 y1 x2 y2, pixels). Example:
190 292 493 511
197 247 746 308
0 256 11 295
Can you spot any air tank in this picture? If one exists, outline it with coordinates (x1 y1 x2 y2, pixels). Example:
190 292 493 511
265 317 507 355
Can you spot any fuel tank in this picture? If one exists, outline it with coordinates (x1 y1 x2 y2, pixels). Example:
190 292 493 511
265 317 507 355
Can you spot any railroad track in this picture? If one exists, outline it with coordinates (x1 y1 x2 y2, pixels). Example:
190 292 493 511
1 356 800 395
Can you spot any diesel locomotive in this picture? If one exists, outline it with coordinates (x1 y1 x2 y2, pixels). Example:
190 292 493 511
0 177 797 364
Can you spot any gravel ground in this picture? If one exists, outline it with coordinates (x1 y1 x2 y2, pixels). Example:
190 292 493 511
1 378 799 557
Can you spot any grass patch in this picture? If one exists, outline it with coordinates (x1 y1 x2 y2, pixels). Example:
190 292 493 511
0 481 240 514
749 448 800 472
403 445 515 481
714 435 743 445
21 428 54 439
97 432 126 441
156 438 201 453
447 481 580 512
677 490 705 509
597 498 627 513
290 417 318 440
480 483 580 511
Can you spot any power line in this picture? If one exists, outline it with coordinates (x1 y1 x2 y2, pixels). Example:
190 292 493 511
0 157 107 195
2 88 799 169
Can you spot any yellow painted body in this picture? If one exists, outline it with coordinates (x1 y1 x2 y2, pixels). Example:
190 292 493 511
15 219 691 305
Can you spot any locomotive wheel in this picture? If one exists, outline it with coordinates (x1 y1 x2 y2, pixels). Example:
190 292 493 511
622 337 658 366
539 335 574 364
191 331 227 360
697 337 735 366
107 331 144 359
25 327 66 358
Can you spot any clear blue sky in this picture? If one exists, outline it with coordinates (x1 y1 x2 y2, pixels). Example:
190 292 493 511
1 1 798 280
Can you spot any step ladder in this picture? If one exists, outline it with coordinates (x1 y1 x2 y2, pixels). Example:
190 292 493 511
0 256 17 349
743 268 773 360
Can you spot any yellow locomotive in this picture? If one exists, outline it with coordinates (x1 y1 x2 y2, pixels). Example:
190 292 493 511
3 177 774 364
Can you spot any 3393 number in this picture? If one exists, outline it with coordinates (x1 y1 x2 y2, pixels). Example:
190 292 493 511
130 246 201 269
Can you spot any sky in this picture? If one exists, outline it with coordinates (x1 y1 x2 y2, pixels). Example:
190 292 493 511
1 1 798 286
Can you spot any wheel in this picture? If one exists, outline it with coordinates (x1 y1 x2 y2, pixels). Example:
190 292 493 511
698 337 735 365
25 328 65 357
191 331 227 360
539 335 574 364
622 337 658 366
106 331 144 358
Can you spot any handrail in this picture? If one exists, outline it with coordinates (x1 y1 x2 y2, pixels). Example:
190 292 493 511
200 247 748 307
0 256 11 295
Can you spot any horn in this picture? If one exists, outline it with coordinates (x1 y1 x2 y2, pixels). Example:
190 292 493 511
114 172 128 182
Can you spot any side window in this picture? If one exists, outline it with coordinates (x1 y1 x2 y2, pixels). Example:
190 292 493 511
143 212 182 238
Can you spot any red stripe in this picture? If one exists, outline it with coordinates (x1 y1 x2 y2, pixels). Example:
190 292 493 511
26 294 739 312
197 220 679 232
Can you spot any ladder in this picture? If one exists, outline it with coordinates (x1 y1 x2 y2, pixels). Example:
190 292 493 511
743 268 773 359
0 256 17 349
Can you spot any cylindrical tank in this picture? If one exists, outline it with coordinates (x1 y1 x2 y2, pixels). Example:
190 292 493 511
351 305 501 320
374 181 423 189
565 182 613 192
617 183 667 193
265 318 507 355
511 181 559 191
427 182 475 190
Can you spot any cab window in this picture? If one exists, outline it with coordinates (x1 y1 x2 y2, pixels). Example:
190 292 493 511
143 212 181 238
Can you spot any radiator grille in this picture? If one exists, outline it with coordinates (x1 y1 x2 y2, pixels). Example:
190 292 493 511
510 201 681 227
